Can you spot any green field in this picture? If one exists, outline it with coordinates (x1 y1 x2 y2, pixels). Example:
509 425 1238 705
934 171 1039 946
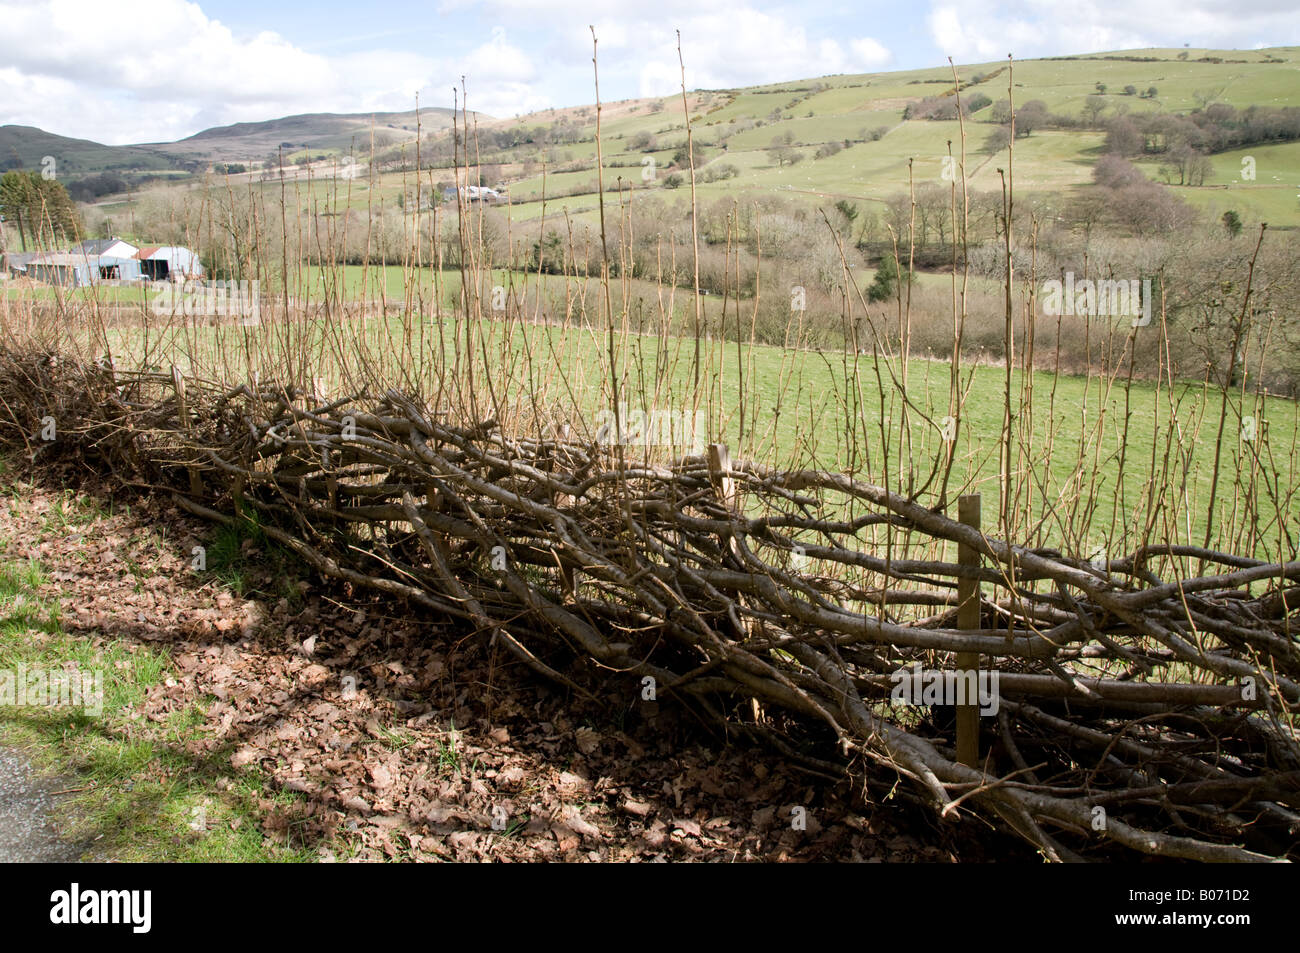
61 44 1300 244
66 298 1295 562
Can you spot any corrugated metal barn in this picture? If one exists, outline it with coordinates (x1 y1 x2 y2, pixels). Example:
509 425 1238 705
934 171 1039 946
136 246 205 281
6 238 202 287
24 253 95 287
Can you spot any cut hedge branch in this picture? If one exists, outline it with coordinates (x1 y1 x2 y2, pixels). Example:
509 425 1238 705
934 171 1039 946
3 350 1296 862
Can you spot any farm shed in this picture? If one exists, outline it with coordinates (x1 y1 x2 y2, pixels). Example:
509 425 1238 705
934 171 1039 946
2 251 39 278
135 246 204 281
92 254 143 282
24 252 94 287
18 245 143 284
74 237 140 260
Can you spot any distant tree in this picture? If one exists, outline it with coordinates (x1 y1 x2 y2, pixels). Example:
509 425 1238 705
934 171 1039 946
774 147 805 167
904 96 964 121
1060 190 1113 245
1193 87 1222 109
835 199 859 224
1083 94 1108 125
64 171 129 202
1095 82 1107 94
529 229 567 273
1159 143 1210 185
983 125 1012 153
671 145 707 169
1015 100 1050 136
1104 116 1144 156
965 92 992 113
1145 86 1158 98
0 170 81 248
866 253 913 303
1222 210 1243 237
1185 151 1212 186
1093 154 1148 189
698 162 740 183
1123 85 1138 96
663 172 684 189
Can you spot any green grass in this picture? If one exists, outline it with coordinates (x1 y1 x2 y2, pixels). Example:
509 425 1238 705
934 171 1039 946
0 537 324 862
54 44 1291 236
198 509 308 609
2 284 159 303
1170 141 1300 227
434 724 461 774
80 296 1299 560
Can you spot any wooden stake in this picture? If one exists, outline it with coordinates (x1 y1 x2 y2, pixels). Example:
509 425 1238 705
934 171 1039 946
707 443 735 511
172 365 204 497
956 493 982 768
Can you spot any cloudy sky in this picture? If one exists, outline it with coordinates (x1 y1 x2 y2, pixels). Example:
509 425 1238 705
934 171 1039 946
1 0 1297 145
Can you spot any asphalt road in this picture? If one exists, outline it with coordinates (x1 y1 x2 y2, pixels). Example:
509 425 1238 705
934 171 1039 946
0 746 83 862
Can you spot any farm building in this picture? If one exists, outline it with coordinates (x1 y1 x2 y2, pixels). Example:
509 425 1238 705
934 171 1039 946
135 246 204 281
72 237 145 281
3 240 201 286
444 185 504 204
10 244 145 287
74 237 140 260
2 251 40 278
23 252 95 287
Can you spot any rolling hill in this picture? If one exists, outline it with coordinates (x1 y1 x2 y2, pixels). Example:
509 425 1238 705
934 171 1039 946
0 125 180 176
145 107 465 163
0 106 473 177
4 45 1300 230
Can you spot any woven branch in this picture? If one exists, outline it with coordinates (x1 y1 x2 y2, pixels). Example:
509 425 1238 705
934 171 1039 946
4 351 1298 861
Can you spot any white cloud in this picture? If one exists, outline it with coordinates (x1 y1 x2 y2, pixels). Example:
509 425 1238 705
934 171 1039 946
5 0 1296 148
926 0 1300 62
445 2 895 95
629 9 895 94
850 37 893 69
0 0 548 142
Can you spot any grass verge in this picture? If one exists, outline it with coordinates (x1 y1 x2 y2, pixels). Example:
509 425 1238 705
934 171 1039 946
0 455 331 862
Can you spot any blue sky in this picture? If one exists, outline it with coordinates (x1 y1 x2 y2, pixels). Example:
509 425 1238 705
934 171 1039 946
1 0 1298 144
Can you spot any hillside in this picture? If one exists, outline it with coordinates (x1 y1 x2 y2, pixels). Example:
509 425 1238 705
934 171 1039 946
129 44 1289 232
145 107 468 163
465 45 1300 229
6 44 1300 229
0 106 474 178
0 125 180 176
